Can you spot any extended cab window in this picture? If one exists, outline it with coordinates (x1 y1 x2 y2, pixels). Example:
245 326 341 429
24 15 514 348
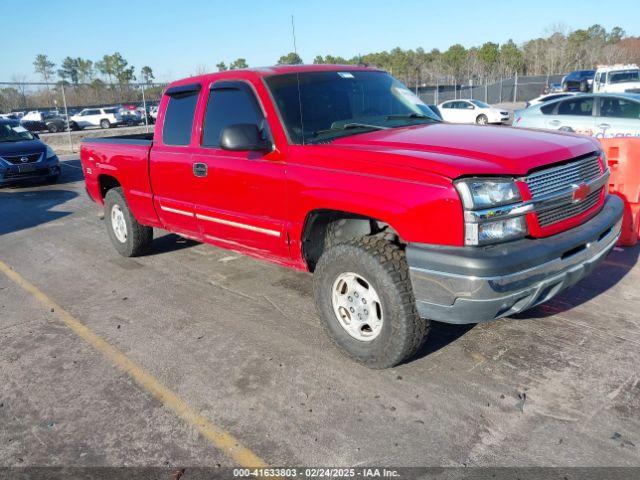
202 83 263 147
162 87 200 146
557 97 593 116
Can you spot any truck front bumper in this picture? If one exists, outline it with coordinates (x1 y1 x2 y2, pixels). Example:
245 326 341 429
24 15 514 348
406 195 623 324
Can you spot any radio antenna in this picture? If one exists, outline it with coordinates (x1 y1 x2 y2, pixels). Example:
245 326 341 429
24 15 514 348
291 15 299 56
291 14 305 144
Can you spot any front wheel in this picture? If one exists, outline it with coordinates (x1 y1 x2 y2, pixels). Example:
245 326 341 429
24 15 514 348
476 114 488 125
104 187 153 257
313 236 429 369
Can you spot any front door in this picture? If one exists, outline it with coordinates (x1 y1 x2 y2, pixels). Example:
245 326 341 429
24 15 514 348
191 81 289 259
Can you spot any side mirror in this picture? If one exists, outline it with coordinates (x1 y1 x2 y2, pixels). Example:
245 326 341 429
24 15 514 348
220 123 271 152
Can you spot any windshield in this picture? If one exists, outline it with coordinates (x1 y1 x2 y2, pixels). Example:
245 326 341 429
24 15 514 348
265 70 440 144
0 122 34 142
609 70 640 84
470 100 490 108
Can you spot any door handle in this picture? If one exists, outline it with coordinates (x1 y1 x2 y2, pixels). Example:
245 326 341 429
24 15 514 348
549 120 561 126
598 123 611 129
193 162 208 177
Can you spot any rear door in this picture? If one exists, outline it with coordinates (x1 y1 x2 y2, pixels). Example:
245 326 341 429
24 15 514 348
547 96 596 135
191 80 289 258
149 84 201 237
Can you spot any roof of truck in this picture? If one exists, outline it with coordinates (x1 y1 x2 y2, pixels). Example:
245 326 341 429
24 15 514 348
166 64 383 89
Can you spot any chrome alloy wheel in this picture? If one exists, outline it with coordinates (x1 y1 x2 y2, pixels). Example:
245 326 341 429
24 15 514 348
331 272 384 342
110 204 128 243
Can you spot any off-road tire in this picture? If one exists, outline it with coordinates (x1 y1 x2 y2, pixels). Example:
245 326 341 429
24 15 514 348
313 236 429 369
104 187 153 257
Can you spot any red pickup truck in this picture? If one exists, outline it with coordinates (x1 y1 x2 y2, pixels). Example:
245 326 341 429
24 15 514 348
81 65 623 368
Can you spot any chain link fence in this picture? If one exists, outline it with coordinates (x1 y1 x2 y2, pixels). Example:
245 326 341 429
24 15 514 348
0 81 167 115
2 75 566 116
417 74 565 105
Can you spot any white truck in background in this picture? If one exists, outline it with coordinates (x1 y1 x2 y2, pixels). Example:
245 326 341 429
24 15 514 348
593 64 640 93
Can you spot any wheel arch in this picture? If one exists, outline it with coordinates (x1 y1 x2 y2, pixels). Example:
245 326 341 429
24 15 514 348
97 174 121 199
301 209 404 272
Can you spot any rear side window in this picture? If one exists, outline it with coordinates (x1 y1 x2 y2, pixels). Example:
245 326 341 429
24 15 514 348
163 91 199 146
540 102 557 115
202 84 263 147
104 108 117 114
557 97 593 116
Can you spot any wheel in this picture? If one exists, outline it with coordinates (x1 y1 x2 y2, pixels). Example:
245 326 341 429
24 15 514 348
476 114 488 125
100 119 111 129
313 236 429 369
47 123 59 133
104 187 153 257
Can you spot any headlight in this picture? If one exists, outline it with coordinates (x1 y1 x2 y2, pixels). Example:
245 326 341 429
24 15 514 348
456 178 527 246
466 217 528 246
455 178 521 210
46 145 57 159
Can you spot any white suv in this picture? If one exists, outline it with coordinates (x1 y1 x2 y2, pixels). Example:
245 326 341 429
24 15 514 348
593 64 640 94
70 107 122 130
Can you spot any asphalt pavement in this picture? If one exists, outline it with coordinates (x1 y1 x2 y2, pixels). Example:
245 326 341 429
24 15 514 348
0 156 639 469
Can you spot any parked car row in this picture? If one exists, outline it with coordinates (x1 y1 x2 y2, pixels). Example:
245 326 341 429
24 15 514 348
0 105 158 134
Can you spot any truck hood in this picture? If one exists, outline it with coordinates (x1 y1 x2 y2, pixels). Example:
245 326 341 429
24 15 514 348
330 123 599 178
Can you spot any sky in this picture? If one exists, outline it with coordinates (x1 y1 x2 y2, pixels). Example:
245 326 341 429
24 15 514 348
2 0 640 83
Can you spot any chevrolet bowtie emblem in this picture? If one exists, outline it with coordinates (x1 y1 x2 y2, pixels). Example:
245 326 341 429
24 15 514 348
571 183 590 203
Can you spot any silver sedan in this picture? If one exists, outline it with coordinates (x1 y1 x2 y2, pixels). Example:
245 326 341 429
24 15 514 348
514 93 640 138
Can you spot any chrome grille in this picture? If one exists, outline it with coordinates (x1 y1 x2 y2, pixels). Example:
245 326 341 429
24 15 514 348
537 188 602 227
526 154 601 199
1 153 42 165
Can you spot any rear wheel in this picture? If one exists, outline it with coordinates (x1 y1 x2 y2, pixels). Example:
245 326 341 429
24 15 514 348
100 119 111 129
104 187 153 257
313 236 429 369
476 114 488 125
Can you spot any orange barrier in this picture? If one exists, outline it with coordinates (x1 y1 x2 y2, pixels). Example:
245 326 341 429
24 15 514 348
599 137 640 247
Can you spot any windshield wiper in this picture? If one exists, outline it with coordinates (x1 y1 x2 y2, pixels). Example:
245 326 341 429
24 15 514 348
314 123 389 136
386 113 438 121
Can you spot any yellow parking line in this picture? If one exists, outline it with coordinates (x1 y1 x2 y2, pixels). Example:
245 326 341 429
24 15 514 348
0 259 267 468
